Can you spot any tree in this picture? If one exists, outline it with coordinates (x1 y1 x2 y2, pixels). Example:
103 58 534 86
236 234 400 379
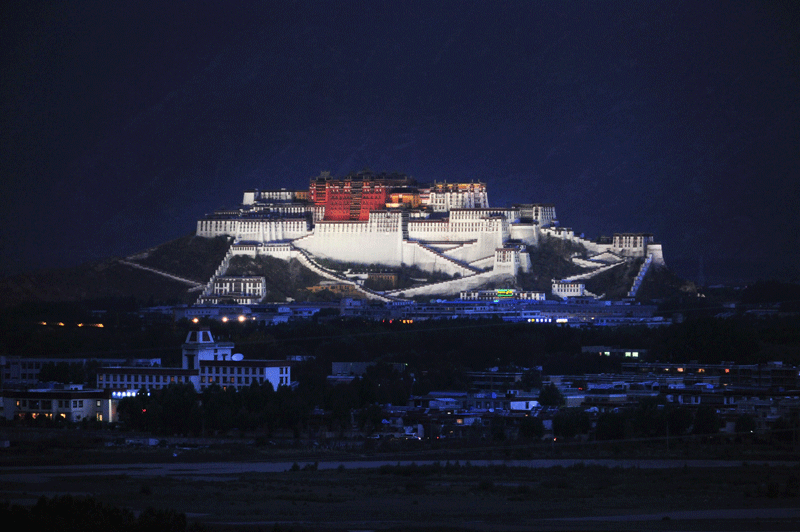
537 383 564 406
735 414 757 435
520 368 543 391
356 404 383 434
552 408 590 439
771 414 800 443
667 406 693 437
632 396 668 438
595 411 627 440
158 383 201 436
518 415 544 440
692 405 721 435
117 391 152 432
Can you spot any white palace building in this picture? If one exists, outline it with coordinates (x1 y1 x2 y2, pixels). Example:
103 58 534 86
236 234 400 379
194 172 665 301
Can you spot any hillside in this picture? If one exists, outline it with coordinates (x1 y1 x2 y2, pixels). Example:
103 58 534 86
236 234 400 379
1 231 690 307
0 235 232 308
583 258 642 299
127 234 232 281
516 236 591 294
224 255 324 302
0 261 197 308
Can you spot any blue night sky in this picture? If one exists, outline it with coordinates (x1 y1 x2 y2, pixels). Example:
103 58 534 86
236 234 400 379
2 1 798 284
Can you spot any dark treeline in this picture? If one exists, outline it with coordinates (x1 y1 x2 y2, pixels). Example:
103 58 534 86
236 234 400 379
252 315 800 372
1 495 188 532
4 306 800 373
116 360 415 437
112 376 800 443
118 382 301 437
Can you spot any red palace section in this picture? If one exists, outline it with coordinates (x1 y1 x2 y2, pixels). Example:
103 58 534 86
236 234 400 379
309 171 415 221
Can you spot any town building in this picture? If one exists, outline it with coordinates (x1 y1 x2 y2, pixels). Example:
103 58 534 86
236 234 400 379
2 384 115 423
96 328 291 394
197 276 266 305
582 346 647 359
551 280 587 298
1 355 157 390
460 289 546 301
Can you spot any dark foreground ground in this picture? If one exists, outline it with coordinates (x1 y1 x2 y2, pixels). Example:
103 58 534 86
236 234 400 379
2 440 800 532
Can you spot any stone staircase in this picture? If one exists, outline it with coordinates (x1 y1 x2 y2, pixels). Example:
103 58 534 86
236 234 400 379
383 269 490 299
194 240 395 304
628 254 653 297
409 241 482 276
291 246 395 302
119 260 205 291
194 244 238 304
560 260 624 282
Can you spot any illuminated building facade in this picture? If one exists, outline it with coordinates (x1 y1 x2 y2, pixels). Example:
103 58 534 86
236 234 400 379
197 276 266 305
193 172 665 301
423 181 489 212
309 170 415 221
2 385 114 423
96 328 291 394
551 280 587 298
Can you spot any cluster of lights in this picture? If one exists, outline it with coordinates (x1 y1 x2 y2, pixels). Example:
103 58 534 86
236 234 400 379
192 316 256 323
526 318 553 323
112 389 144 398
38 321 104 328
221 315 250 323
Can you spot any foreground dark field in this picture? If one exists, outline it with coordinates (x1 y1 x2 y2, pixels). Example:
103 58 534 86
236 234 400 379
3 449 800 531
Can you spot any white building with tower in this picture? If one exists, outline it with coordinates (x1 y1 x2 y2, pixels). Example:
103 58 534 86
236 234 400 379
96 328 291 394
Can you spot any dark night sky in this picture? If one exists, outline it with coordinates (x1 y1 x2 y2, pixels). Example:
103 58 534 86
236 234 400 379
2 1 798 285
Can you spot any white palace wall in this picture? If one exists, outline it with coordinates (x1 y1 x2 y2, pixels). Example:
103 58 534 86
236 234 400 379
541 226 575 241
400 242 475 276
647 243 666 267
197 218 312 240
440 233 504 264
229 243 294 260
509 223 539 245
407 216 509 263
295 229 403 266
293 212 405 266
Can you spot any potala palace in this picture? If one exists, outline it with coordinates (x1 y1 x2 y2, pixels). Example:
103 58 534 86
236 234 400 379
195 171 665 303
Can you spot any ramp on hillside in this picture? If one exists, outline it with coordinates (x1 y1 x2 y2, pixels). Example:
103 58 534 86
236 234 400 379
119 260 205 291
